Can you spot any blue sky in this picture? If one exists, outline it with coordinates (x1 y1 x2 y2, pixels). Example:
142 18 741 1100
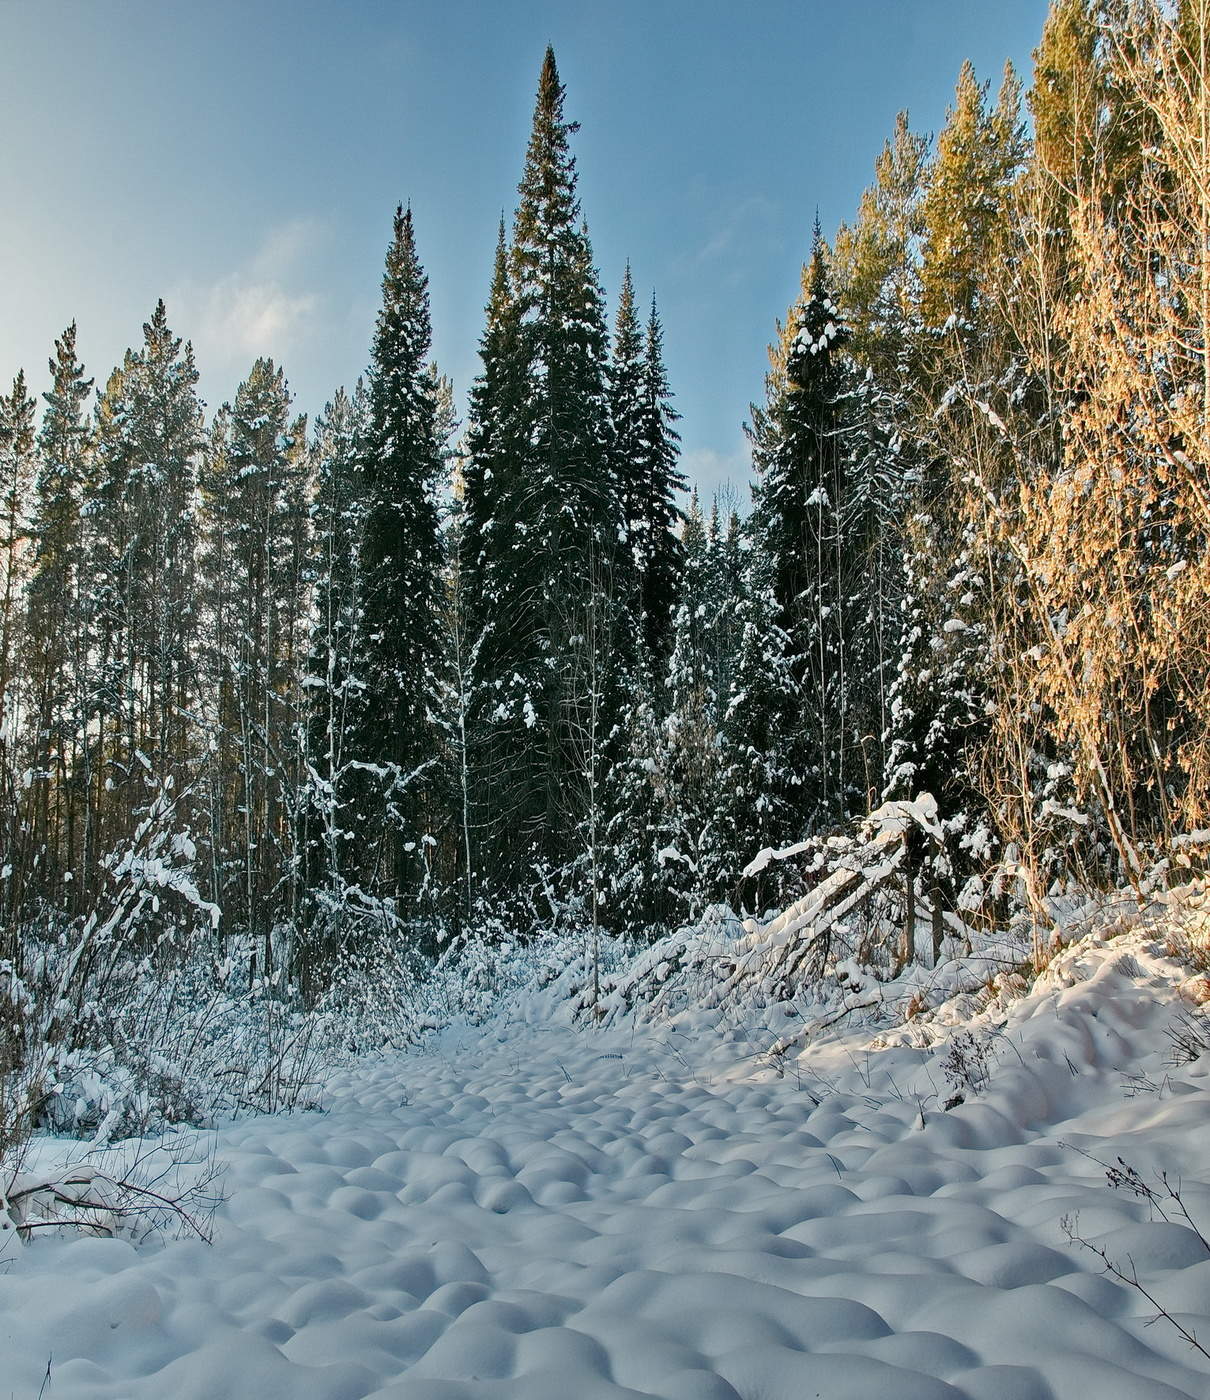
1 1 1050 499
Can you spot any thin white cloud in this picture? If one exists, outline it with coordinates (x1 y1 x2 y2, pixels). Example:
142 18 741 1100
171 217 329 374
680 445 753 502
250 217 329 278
200 278 318 360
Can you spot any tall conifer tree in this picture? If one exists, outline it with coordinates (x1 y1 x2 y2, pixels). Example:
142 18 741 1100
0 371 37 918
634 294 685 668
608 264 645 632
608 275 684 671
89 303 202 783
463 220 528 682
349 205 444 934
748 231 868 831
25 325 92 891
197 358 299 961
301 384 369 930
0 373 36 750
465 48 618 896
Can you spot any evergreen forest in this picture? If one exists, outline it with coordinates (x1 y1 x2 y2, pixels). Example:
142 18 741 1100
2 0 1210 1137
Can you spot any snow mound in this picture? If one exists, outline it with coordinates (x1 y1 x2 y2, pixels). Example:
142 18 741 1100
3 918 1210 1398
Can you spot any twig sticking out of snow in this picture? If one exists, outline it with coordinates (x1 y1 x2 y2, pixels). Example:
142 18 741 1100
1 1149 221 1248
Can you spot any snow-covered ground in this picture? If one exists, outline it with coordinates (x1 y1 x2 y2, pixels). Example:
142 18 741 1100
4 928 1210 1399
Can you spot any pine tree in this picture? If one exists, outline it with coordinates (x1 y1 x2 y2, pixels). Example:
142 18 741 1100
1020 1 1146 425
88 352 139 811
349 205 445 941
0 371 37 919
0 372 36 747
78 304 203 905
1030 0 1103 208
197 358 300 967
278 409 315 937
24 324 92 893
88 303 203 800
1029 0 1150 232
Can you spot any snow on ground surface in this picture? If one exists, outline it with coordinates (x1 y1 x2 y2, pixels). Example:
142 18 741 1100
4 928 1210 1399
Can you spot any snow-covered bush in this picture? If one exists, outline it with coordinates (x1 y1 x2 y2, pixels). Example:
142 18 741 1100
0 784 325 1156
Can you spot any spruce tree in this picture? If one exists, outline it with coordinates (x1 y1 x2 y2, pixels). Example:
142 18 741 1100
349 205 444 939
634 293 685 668
717 551 797 907
748 230 865 831
662 495 728 918
883 502 987 811
465 48 619 898
896 59 1025 800
595 276 685 935
600 654 668 936
608 275 683 670
703 499 745 726
603 492 731 937
875 62 1028 902
608 264 646 632
668 492 711 720
301 384 369 934
462 219 530 689
829 109 940 796
512 50 617 881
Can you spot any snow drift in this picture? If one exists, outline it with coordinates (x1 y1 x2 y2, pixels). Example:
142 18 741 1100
3 887 1210 1398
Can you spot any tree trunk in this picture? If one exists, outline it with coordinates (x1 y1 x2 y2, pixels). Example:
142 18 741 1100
901 863 916 967
931 885 945 967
